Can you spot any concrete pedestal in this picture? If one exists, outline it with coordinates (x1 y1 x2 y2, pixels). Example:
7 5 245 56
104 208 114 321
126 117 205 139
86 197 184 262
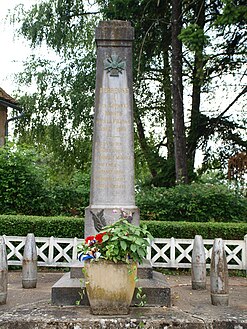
51 260 171 307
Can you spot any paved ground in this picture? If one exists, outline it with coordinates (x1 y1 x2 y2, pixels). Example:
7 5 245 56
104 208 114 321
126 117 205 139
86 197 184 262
0 270 246 328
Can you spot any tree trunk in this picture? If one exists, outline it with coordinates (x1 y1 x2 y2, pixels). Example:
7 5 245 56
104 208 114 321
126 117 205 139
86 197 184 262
187 0 206 176
171 0 188 183
163 41 174 160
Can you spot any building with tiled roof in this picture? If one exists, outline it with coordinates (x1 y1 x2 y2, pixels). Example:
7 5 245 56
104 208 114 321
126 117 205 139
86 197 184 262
0 87 20 147
0 87 18 106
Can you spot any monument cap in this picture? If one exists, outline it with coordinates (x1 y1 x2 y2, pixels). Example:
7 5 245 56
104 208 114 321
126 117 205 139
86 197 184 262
95 20 134 41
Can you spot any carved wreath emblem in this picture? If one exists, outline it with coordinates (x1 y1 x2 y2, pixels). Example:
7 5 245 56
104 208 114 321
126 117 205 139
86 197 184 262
104 53 126 77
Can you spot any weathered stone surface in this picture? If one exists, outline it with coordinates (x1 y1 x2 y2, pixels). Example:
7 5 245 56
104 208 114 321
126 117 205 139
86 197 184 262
0 238 8 305
210 238 229 306
22 233 37 289
137 260 153 279
70 260 84 278
51 272 88 306
1 306 247 329
52 21 170 308
85 20 139 237
70 259 153 279
191 235 206 290
84 260 137 315
2 272 247 329
51 270 171 307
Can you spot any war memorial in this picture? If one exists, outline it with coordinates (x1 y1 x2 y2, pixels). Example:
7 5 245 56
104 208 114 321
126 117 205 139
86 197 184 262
0 20 246 329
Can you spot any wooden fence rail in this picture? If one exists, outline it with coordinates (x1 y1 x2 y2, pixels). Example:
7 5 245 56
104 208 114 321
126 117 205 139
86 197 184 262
2 235 247 270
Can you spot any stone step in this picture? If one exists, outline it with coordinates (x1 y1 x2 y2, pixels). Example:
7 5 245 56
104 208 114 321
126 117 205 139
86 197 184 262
51 271 171 307
70 259 153 279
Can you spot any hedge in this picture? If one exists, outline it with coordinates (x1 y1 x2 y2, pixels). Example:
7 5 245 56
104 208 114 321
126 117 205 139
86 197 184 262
0 215 84 238
0 215 246 240
141 221 247 240
136 183 247 222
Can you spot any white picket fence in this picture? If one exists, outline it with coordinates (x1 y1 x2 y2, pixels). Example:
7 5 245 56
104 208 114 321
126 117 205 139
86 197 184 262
2 235 247 270
147 236 247 270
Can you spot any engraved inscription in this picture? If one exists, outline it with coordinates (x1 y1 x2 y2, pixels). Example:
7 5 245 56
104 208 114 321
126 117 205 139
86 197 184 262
100 88 129 94
96 119 129 124
102 104 128 109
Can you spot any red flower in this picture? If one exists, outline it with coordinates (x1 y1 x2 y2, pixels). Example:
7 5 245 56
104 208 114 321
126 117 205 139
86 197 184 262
95 232 106 243
85 235 95 244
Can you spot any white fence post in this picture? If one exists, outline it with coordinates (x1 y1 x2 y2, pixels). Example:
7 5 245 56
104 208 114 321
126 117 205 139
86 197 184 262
146 242 151 262
170 237 176 267
72 237 78 261
244 234 247 273
48 236 54 265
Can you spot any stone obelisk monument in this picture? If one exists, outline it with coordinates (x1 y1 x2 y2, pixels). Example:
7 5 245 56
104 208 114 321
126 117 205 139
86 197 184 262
52 21 171 307
85 20 139 237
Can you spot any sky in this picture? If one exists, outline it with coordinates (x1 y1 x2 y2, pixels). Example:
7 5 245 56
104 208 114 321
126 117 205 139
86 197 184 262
0 0 35 94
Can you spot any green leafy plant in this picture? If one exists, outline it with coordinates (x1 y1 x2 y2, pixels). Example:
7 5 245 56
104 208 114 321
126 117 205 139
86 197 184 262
136 183 247 222
0 144 54 215
179 23 210 52
0 215 246 240
135 286 147 307
0 144 89 216
78 210 153 264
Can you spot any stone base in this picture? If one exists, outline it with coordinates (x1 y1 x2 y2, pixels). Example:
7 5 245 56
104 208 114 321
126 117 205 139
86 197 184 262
211 293 229 306
51 261 171 307
52 272 89 306
84 205 140 237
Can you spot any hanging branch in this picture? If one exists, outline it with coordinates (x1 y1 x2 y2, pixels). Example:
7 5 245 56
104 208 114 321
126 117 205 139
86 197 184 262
216 85 247 120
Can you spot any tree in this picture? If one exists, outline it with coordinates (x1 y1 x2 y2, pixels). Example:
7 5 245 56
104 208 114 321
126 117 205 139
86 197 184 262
11 1 99 173
171 0 188 183
95 0 247 182
180 0 247 173
185 0 207 174
10 0 247 185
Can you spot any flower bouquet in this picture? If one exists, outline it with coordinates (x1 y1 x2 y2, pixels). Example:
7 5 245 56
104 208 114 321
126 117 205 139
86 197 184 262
78 209 152 264
77 209 153 315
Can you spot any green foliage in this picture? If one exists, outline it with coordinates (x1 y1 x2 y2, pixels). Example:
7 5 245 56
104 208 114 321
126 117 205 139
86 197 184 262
13 1 97 53
100 219 153 264
142 221 247 240
11 2 99 171
1 144 246 226
136 183 247 222
179 24 210 52
0 215 245 240
9 0 247 184
214 0 247 26
0 145 89 216
0 144 54 215
0 215 84 238
78 216 152 264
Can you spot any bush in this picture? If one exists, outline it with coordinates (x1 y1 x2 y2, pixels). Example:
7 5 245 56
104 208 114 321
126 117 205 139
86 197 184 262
0 145 90 216
0 215 84 238
142 221 247 240
136 183 247 222
0 145 55 215
51 185 87 216
0 215 246 240
1 144 246 224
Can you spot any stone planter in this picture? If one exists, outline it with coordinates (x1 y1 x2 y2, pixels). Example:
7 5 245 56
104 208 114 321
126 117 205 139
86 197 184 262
84 260 137 315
